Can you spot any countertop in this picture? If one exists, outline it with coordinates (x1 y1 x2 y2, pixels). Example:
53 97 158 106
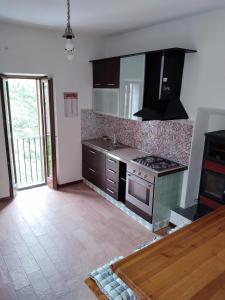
85 207 225 299
82 138 148 163
111 207 225 299
82 138 187 176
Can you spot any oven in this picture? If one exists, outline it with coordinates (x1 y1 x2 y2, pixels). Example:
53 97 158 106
200 168 225 205
126 172 154 222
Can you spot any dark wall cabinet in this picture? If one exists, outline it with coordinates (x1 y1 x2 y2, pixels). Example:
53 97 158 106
93 58 120 88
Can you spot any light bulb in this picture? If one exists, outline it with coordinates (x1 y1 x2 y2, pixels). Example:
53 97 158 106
67 51 74 61
65 39 74 51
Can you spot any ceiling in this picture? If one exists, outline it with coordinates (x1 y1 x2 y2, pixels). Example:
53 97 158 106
1 0 225 36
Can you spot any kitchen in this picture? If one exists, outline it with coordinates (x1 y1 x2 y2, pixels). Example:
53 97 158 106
81 48 194 232
1 1 225 299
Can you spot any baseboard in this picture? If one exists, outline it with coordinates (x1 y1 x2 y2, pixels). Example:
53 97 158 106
0 196 11 201
57 179 83 188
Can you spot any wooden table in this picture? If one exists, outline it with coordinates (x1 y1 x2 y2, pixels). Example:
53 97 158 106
85 207 225 299
111 207 225 299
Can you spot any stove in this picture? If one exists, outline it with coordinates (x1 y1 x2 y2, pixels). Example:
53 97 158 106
125 155 187 225
132 155 181 172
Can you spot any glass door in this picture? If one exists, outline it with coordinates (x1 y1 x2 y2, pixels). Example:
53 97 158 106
200 169 225 204
0 77 18 198
206 138 225 164
40 78 57 189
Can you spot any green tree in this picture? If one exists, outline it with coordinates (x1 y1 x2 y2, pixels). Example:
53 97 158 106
8 79 39 138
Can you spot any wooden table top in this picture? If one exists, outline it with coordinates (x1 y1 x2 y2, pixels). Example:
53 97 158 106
111 207 225 300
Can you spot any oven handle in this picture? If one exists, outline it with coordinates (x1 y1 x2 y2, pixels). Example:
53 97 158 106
127 172 154 188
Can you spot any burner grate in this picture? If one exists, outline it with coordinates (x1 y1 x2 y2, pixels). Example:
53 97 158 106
133 156 180 171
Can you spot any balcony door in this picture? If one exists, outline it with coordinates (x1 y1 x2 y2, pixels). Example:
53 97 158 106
0 75 57 198
40 78 57 189
0 78 17 199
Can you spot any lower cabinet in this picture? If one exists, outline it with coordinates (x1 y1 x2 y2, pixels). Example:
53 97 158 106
105 155 127 202
106 155 120 200
82 144 127 202
82 145 106 191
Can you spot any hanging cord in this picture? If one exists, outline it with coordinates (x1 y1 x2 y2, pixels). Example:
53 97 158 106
67 0 70 27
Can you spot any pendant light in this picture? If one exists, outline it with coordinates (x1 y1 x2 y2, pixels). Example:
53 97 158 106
62 0 75 60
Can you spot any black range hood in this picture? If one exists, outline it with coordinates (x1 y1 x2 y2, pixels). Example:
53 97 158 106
134 48 194 121
134 99 189 121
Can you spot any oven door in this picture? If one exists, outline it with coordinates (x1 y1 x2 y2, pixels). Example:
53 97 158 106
200 169 225 204
126 172 154 217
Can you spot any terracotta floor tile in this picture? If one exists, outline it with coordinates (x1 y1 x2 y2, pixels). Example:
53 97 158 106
0 183 155 299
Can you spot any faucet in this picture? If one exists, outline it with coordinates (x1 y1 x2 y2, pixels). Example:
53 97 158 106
113 133 117 145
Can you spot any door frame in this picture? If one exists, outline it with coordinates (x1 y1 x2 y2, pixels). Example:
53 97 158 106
39 77 58 189
0 74 58 195
0 77 14 199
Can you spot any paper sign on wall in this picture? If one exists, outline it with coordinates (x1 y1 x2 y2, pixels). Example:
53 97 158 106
64 92 78 118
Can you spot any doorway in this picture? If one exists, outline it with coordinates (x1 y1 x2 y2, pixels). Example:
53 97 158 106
0 75 57 198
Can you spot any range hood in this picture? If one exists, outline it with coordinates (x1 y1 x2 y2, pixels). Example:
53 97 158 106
134 99 189 121
134 48 193 121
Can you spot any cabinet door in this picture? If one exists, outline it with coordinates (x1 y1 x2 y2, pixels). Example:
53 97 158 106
93 89 119 116
119 55 145 119
93 60 106 88
104 58 120 88
92 58 120 88
82 145 106 190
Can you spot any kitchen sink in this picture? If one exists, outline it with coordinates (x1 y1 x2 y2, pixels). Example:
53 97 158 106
83 138 127 152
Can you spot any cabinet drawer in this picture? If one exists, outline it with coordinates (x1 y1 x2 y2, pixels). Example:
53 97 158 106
106 167 118 182
83 163 105 191
106 177 118 190
105 185 118 200
82 145 105 170
83 163 98 185
106 156 119 172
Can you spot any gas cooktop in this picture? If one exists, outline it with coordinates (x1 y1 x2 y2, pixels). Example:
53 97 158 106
132 155 181 171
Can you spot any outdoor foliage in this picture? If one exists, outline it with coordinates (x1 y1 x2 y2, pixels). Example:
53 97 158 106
8 79 44 187
8 79 39 138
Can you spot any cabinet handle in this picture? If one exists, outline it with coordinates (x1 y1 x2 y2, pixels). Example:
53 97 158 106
120 177 126 182
89 150 96 154
107 188 115 194
107 178 115 184
89 168 96 173
107 168 116 174
107 158 117 164
107 83 116 86
95 83 101 86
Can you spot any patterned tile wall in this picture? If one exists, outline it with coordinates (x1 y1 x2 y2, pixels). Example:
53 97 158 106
81 109 194 165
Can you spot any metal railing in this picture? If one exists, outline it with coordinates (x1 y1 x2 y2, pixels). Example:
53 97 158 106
13 136 45 189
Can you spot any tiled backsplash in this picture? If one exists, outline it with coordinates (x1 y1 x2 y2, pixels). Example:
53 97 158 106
81 109 194 165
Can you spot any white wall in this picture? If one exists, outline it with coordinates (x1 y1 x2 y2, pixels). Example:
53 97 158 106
0 22 102 197
186 108 225 207
98 9 225 207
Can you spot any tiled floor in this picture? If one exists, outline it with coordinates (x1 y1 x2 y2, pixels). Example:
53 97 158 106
0 183 155 299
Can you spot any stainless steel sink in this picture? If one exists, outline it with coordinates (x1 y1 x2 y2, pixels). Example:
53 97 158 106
83 138 127 152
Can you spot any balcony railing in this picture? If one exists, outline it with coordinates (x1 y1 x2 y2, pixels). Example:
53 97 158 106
13 136 45 189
